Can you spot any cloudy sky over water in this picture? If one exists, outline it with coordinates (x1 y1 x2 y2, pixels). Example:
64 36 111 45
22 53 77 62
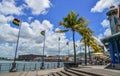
0 0 120 58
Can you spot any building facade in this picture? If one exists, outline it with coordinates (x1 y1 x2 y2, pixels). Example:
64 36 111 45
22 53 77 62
18 54 46 61
101 5 120 69
106 5 120 34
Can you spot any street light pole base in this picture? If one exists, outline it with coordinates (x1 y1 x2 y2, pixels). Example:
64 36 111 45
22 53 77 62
40 63 44 69
40 66 45 69
9 62 17 72
57 65 60 68
57 63 60 68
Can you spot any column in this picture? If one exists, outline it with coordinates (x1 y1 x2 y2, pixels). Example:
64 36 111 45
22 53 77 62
114 39 120 64
109 40 115 64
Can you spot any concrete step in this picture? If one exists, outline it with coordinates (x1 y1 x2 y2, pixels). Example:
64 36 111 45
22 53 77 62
61 70 77 76
65 69 89 76
70 68 103 76
56 71 67 76
51 72 60 76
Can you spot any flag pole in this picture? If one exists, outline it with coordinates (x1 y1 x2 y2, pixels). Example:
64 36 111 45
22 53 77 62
40 31 45 69
10 19 21 72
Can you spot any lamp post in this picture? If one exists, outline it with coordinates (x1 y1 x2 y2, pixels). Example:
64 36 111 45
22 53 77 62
40 31 45 69
55 29 68 68
10 18 21 72
66 42 69 61
57 37 60 68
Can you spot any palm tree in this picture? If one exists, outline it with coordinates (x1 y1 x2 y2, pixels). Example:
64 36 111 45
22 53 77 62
77 26 93 65
80 37 95 65
59 11 87 64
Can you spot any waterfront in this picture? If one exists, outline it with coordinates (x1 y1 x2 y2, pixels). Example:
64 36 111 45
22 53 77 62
0 60 64 72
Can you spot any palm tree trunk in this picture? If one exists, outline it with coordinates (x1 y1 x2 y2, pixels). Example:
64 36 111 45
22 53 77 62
84 38 87 65
88 45 91 64
73 30 76 64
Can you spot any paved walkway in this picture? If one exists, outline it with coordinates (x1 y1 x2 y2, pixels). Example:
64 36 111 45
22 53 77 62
0 65 120 76
0 68 63 76
77 65 120 76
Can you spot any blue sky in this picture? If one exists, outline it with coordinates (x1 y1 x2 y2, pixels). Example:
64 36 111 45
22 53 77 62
0 0 120 58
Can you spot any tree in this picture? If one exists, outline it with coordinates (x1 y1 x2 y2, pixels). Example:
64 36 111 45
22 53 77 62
79 27 93 65
59 11 87 64
80 36 95 64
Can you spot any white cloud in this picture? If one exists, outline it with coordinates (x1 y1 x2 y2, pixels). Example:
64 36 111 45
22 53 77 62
0 43 15 58
0 15 14 24
98 33 104 39
0 19 78 58
101 19 110 28
104 28 111 37
0 24 18 43
25 0 51 15
91 0 120 12
0 0 23 15
28 17 33 22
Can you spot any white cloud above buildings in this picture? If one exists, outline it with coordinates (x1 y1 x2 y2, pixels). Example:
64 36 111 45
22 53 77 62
101 19 110 28
97 19 111 40
91 0 120 12
104 28 111 37
100 19 111 37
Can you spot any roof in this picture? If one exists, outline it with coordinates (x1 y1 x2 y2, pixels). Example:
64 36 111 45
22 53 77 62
101 32 120 49
101 32 120 43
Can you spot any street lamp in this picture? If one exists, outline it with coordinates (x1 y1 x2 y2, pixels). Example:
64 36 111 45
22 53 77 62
40 30 46 69
57 37 60 68
55 29 68 68
66 41 69 61
10 18 21 72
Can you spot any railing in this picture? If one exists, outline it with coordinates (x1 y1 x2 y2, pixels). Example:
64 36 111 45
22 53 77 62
0 62 64 72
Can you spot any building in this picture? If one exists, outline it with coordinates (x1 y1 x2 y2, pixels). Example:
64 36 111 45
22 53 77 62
34 56 67 62
101 5 120 69
106 5 120 34
18 54 46 61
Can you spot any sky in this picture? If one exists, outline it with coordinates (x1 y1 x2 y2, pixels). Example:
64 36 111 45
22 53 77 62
0 0 120 58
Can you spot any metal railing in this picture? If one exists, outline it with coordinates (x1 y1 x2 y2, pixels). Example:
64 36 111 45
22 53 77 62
0 62 64 72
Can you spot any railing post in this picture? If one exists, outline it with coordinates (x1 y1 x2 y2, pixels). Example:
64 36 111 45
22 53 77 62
23 64 25 71
47 64 49 69
34 64 36 70
0 64 1 71
54 64 55 69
